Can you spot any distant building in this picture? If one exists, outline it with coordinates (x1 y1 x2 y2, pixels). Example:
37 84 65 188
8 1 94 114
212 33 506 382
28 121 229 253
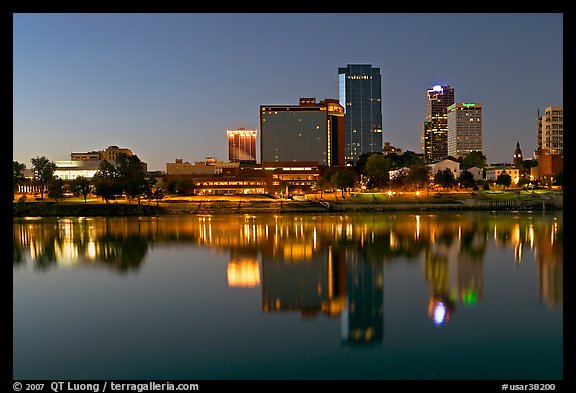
447 103 483 158
428 158 460 179
536 106 563 156
382 141 403 156
52 145 144 180
53 160 101 180
537 153 563 184
421 85 454 163
262 161 321 192
485 166 520 184
338 64 383 163
227 128 257 163
260 98 345 167
166 157 239 175
459 166 483 181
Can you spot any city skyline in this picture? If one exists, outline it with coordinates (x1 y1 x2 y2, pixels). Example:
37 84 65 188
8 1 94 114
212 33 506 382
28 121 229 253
13 13 563 171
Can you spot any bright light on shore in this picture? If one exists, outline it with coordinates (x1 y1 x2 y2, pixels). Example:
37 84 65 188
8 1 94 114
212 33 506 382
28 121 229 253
415 191 421 197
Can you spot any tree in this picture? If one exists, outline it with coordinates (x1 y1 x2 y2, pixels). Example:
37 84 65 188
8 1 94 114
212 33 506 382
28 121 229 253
355 152 378 175
461 151 486 169
313 177 330 199
168 177 194 195
31 156 56 200
71 176 92 203
47 177 65 201
115 153 148 204
365 154 391 187
553 170 563 187
331 169 356 198
93 160 122 203
400 150 423 168
458 170 476 189
434 168 456 189
496 172 512 190
405 163 431 190
13 161 26 200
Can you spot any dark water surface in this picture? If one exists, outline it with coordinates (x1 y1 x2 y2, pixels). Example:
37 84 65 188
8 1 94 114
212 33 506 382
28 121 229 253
13 212 562 380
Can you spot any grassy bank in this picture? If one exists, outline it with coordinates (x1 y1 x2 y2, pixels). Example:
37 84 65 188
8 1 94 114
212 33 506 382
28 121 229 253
13 201 167 217
13 190 562 216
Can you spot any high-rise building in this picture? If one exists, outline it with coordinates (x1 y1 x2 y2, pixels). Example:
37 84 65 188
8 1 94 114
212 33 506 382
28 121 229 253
338 64 382 163
421 85 454 162
447 102 483 158
260 98 345 167
227 128 257 163
536 106 563 156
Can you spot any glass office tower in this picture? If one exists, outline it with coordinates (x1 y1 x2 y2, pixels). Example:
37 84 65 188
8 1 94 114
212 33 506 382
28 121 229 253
338 64 383 164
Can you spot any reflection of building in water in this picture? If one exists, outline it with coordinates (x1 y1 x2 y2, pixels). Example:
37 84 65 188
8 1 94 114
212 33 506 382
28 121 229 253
423 220 485 326
227 249 261 288
536 220 563 308
262 246 346 319
341 249 384 344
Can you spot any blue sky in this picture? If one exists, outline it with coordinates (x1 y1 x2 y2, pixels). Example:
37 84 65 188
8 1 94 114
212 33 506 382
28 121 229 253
13 13 563 171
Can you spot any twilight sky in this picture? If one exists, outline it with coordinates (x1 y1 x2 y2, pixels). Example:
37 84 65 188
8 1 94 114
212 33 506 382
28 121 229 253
13 13 563 171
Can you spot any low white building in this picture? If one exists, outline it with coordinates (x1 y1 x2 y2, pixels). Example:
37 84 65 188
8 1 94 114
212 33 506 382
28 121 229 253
389 167 410 180
458 166 483 180
53 160 101 180
428 159 460 179
485 166 520 184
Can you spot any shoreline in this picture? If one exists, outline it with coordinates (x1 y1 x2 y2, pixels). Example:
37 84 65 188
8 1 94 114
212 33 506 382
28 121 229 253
12 196 563 217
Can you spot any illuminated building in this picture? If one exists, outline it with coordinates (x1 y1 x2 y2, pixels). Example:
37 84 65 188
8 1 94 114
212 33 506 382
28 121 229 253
420 85 454 162
50 145 146 180
447 102 483 158
52 160 101 180
485 166 520 184
338 64 383 163
260 98 345 167
262 161 320 193
163 167 268 195
536 106 563 156
227 128 257 164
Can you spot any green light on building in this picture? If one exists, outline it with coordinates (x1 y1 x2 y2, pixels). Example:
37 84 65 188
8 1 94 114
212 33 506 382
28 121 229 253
462 103 476 107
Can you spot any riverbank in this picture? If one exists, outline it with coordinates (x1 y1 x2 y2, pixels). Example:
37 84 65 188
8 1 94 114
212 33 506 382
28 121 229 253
13 190 563 216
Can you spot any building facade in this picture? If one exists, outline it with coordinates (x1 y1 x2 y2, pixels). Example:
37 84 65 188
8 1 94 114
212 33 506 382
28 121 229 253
166 158 239 175
447 103 483 158
260 98 344 167
537 106 563 156
338 64 383 163
421 85 455 162
485 166 520 185
227 128 257 163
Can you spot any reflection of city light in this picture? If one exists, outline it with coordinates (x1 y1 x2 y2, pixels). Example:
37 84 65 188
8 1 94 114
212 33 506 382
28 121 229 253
227 260 260 288
86 241 97 260
529 225 534 249
415 215 420 240
433 302 447 326
462 290 478 305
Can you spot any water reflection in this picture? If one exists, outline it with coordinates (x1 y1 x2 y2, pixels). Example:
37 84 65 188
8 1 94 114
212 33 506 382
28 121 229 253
13 213 563 332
